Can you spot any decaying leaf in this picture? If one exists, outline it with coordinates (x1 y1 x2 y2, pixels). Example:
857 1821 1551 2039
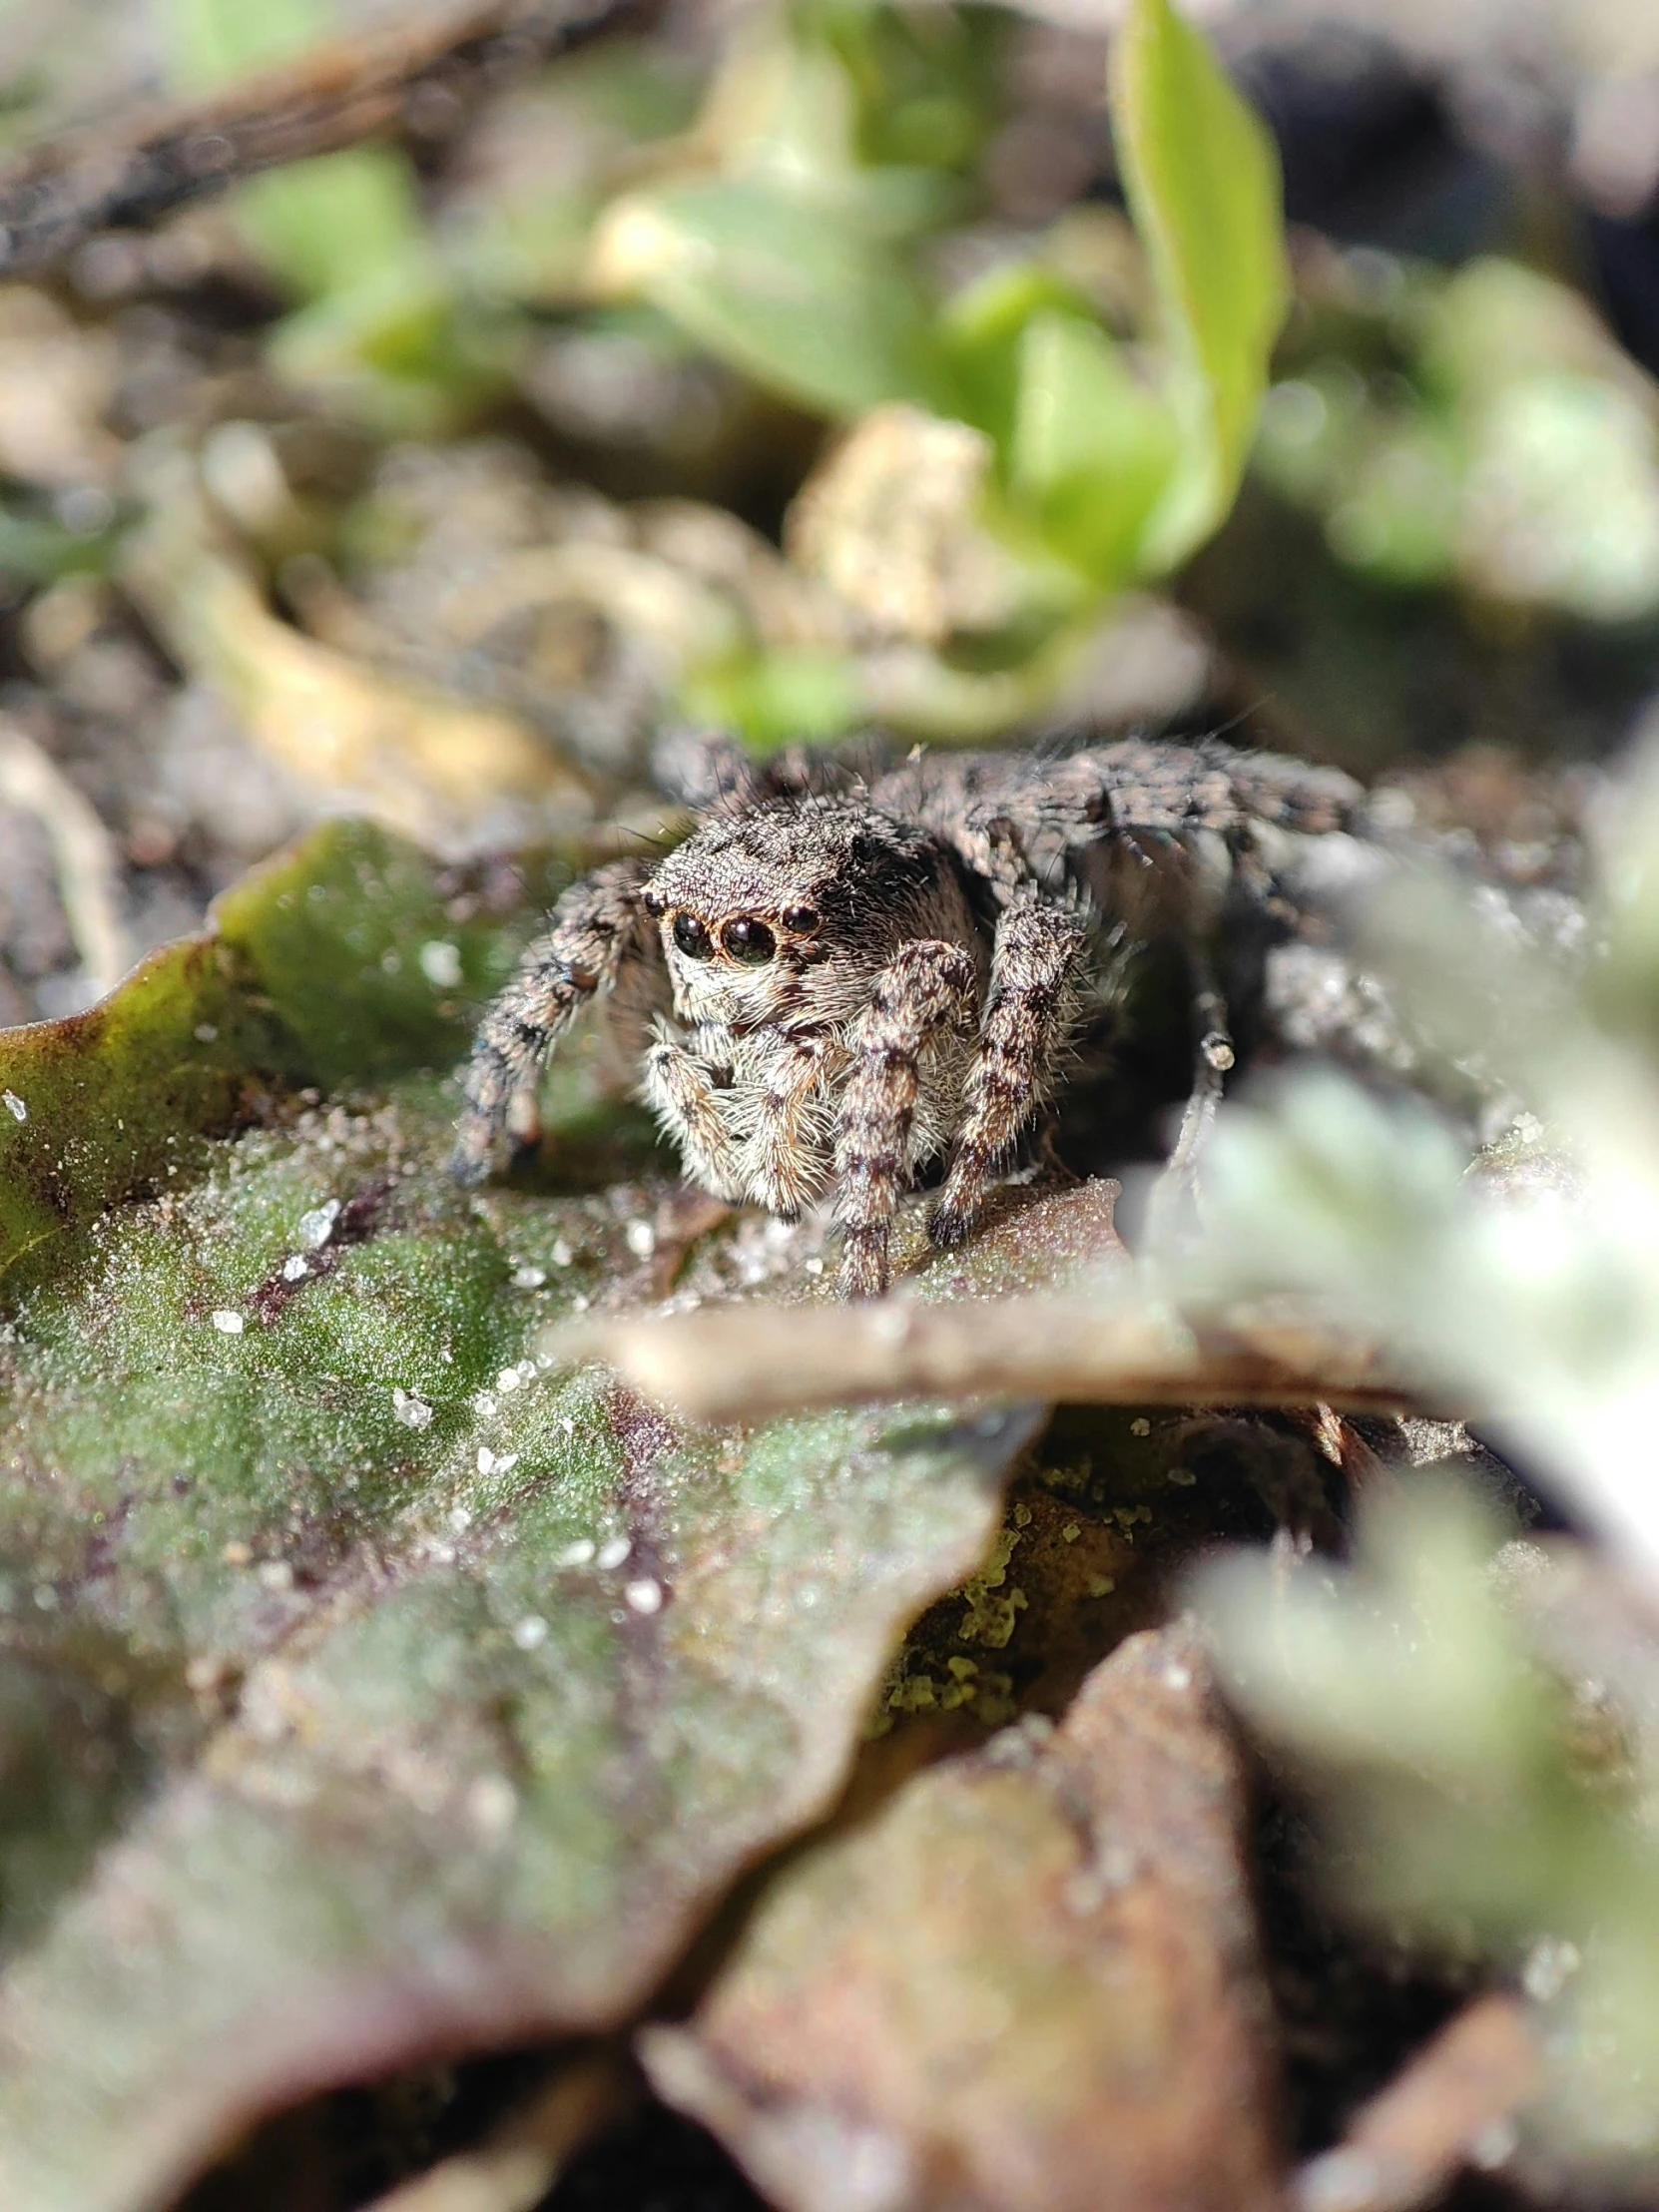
643 1622 1283 2212
122 455 594 848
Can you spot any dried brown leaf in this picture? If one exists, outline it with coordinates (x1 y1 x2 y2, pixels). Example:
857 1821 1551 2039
643 1623 1284 2212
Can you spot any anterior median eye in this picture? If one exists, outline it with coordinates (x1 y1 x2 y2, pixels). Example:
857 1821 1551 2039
722 917 776 964
673 913 714 958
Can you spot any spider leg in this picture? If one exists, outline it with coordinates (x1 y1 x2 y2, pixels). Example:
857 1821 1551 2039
640 1020 748 1204
928 898 1088 1254
1041 737 1362 841
450 858 652 1184
1146 932 1236 1245
737 1032 842 1220
835 941 978 1300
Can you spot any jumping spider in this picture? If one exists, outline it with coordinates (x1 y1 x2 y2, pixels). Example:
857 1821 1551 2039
451 731 1360 1297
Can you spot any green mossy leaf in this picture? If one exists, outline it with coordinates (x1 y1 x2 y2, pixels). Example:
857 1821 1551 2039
0 815 1103 2212
0 819 569 1291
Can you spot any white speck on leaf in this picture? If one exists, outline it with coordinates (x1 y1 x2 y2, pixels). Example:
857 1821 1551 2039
419 939 463 989
297 1199 340 1250
497 1367 522 1391
281 1255 308 1282
625 1220 656 1259
2 1091 26 1122
210 1310 244 1335
511 1265 546 1290
448 1506 472 1533
558 1538 595 1566
258 1561 293 1592
512 1614 549 1650
392 1388 433 1430
596 1536 631 1571
551 1239 574 1268
625 1578 663 1615
194 1022 218 1043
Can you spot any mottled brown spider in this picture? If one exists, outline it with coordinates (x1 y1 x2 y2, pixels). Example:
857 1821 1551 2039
450 731 1361 1297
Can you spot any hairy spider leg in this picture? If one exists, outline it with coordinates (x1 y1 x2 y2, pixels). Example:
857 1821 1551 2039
928 897 1088 1254
835 940 978 1300
640 1019 748 1203
450 858 652 1184
736 1030 844 1219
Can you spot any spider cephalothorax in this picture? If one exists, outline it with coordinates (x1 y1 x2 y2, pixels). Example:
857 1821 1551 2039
451 732 1361 1296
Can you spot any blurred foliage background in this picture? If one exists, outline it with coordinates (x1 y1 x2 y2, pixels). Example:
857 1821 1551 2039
0 0 1658 1023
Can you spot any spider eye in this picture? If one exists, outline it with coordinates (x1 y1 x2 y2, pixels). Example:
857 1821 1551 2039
642 887 667 917
782 905 821 934
722 917 776 964
673 913 714 959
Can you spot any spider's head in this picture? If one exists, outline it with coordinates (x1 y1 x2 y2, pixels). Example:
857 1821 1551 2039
642 796 946 1027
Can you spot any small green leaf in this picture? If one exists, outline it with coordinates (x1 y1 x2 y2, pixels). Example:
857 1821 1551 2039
937 260 1101 455
1110 0 1290 572
591 179 951 420
1006 311 1182 585
682 645 863 753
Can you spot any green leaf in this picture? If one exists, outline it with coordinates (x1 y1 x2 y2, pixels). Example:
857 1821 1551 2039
682 644 863 752
0 805 1168 2203
0 1082 1043 2212
1006 310 1182 584
0 820 563 1292
1109 0 1290 573
937 259 1105 455
0 815 1147 2212
591 179 952 420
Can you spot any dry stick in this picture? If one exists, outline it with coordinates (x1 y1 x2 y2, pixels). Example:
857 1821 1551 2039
365 2047 633 2212
0 718 130 995
542 1297 1419 1426
0 0 651 278
1292 1993 1543 2212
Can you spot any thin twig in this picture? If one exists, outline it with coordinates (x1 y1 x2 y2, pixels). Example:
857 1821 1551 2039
1292 1994 1543 2212
0 0 651 278
366 2047 633 2212
540 1295 1417 1426
0 717 129 995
